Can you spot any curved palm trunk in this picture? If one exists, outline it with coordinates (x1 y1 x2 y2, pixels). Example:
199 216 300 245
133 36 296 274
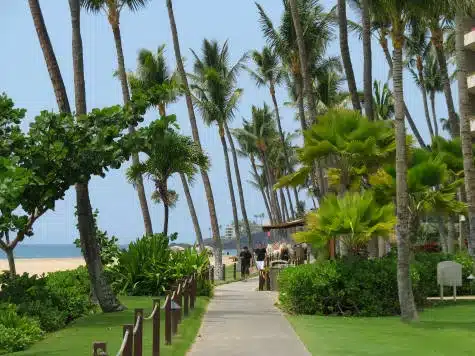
224 123 252 249
432 29 459 137
456 11 475 256
109 19 153 236
270 83 299 212
288 0 317 122
219 128 241 252
295 75 308 132
380 38 426 148
280 189 289 222
362 0 374 120
338 0 361 112
262 151 282 223
179 173 204 250
430 91 439 137
285 187 295 219
393 37 418 322
166 0 222 278
250 155 273 223
417 63 435 140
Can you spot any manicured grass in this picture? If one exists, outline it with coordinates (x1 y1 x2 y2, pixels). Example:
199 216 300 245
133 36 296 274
287 301 475 356
15 296 209 356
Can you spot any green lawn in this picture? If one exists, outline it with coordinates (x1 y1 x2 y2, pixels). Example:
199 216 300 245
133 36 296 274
15 296 209 356
288 301 475 356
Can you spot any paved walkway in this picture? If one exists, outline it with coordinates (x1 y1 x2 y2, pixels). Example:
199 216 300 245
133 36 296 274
188 279 310 356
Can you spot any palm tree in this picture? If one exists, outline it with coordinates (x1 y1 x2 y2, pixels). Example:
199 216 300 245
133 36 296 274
406 25 435 139
361 0 374 120
248 46 300 211
423 53 443 136
191 39 248 252
338 0 362 112
82 0 153 236
373 81 395 120
455 5 475 256
166 0 223 278
374 0 419 322
128 117 208 236
28 0 123 312
128 45 205 250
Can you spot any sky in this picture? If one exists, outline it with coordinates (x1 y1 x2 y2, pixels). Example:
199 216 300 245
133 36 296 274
0 0 454 245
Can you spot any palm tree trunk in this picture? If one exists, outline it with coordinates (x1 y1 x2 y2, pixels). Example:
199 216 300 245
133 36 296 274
393 35 418 322
456 11 475 257
219 126 241 253
438 216 448 253
224 122 252 249
432 28 459 137
362 0 374 120
109 21 153 236
459 186 469 250
288 0 318 122
270 83 300 210
285 187 295 219
280 189 289 222
180 173 205 250
163 204 169 236
167 0 222 278
418 65 435 140
447 215 456 254
430 91 439 137
380 37 426 148
250 155 273 223
337 0 361 112
295 74 308 131
262 152 282 223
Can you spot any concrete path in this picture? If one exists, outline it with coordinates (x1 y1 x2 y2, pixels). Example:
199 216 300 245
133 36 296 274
188 279 310 356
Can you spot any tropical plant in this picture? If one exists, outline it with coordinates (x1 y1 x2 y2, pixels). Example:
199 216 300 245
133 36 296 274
128 115 209 236
373 81 394 120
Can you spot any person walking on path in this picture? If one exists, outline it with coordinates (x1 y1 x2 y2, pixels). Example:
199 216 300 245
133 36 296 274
239 246 252 280
254 243 267 271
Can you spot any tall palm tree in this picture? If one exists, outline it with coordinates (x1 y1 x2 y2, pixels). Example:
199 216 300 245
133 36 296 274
28 0 123 312
374 0 419 322
361 0 374 120
406 25 435 139
82 0 153 236
127 118 208 236
191 39 248 252
128 45 205 250
166 0 223 278
248 46 300 209
423 53 443 136
338 0 362 112
455 5 475 256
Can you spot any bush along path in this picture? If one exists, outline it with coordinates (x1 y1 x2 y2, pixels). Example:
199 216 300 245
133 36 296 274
188 278 310 356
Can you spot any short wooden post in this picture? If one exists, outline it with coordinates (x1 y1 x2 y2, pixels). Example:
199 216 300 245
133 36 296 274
190 275 196 309
164 294 172 345
184 281 189 317
210 266 215 284
123 324 133 356
133 309 143 356
258 271 264 291
152 299 160 356
171 297 181 336
175 284 182 324
233 263 237 280
265 270 271 291
93 342 107 356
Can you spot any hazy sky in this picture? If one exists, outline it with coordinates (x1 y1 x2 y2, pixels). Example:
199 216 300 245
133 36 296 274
0 0 452 245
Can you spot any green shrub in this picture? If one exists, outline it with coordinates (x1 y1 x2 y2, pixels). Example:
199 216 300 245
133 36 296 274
0 304 43 354
169 248 210 280
196 279 213 297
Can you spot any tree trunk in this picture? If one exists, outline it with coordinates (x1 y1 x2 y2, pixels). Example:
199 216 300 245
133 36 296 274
5 247 16 276
262 152 282 223
224 122 252 249
270 83 300 211
459 186 469 250
418 65 435 140
285 187 296 219
432 29 459 138
110 22 153 236
250 155 273 223
280 189 289 222
167 0 222 278
180 173 204 250
295 75 308 131
447 215 456 254
362 0 374 120
393 36 418 322
380 37 426 148
456 11 475 257
219 126 241 253
337 0 361 112
430 91 439 137
438 216 448 253
163 204 169 236
288 0 318 122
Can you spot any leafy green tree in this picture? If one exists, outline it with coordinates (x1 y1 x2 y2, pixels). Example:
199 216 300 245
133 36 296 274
128 115 209 236
422 53 443 136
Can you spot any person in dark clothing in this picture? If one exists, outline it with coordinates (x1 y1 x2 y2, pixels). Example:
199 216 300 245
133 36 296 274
239 246 252 280
254 243 266 271
281 246 290 261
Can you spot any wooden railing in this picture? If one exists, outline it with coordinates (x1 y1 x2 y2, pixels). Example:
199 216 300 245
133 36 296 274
92 274 198 356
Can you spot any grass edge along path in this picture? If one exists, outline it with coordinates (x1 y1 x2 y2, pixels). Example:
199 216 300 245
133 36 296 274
14 296 210 356
287 301 475 356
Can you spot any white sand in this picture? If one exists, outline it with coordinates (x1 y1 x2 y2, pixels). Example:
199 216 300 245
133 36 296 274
0 257 85 275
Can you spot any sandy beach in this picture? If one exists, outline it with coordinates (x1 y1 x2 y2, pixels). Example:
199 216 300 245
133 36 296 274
0 257 85 275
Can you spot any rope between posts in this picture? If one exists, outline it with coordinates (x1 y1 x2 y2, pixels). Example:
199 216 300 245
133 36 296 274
133 315 142 335
116 329 130 356
144 303 159 320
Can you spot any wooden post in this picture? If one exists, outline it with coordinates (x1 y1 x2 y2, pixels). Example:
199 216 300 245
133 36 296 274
93 342 107 356
453 285 457 301
210 266 215 284
233 263 237 280
190 275 196 309
265 270 271 291
123 325 133 356
258 271 264 291
152 299 160 356
223 263 226 281
164 294 172 345
133 309 143 356
184 280 189 317
176 283 182 324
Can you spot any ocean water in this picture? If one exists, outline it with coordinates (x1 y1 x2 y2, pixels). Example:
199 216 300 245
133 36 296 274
0 244 238 259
